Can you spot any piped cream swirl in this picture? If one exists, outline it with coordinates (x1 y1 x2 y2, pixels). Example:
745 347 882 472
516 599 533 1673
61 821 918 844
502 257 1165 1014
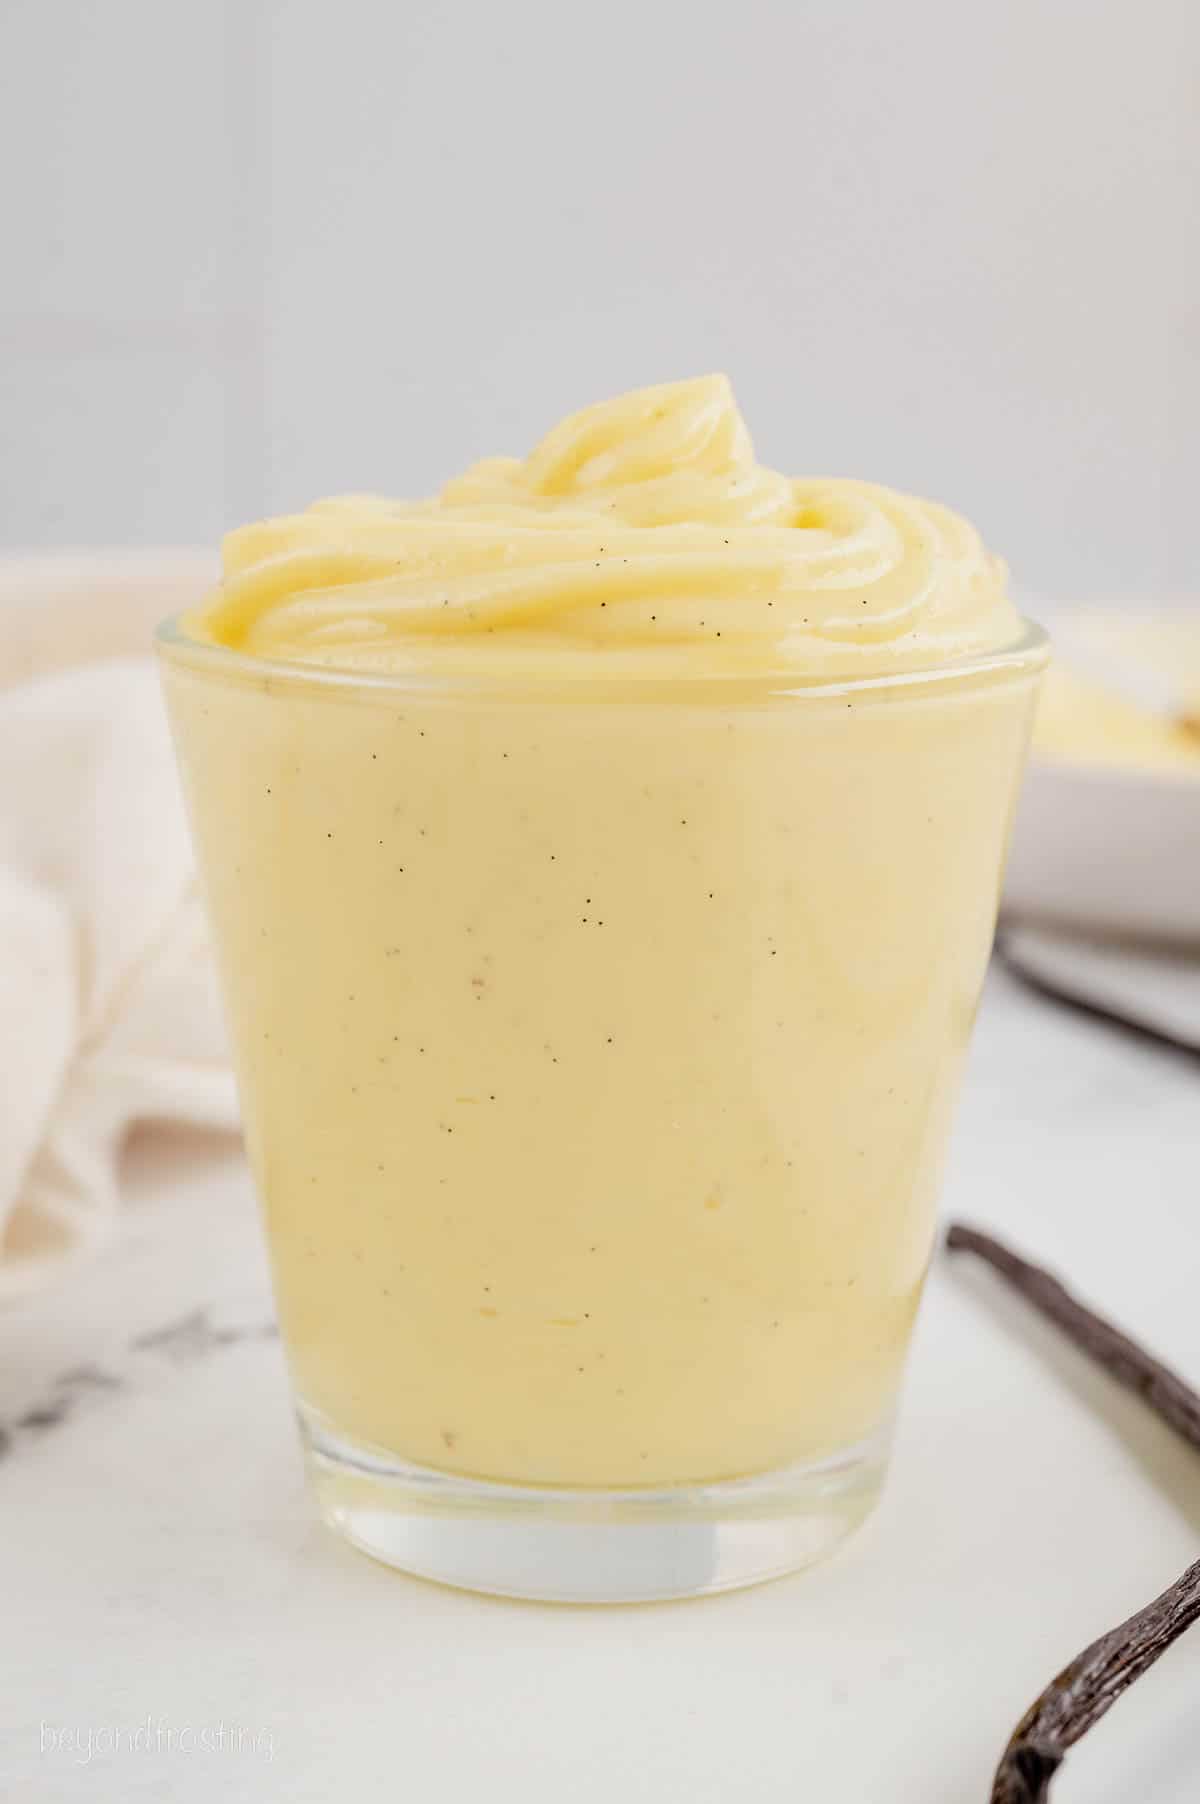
189 375 1022 679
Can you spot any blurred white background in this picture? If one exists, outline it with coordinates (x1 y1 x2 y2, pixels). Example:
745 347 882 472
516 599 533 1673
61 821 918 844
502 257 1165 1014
2 0 1197 602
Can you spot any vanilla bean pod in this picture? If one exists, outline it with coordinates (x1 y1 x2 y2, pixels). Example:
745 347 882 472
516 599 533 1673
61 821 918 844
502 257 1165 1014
947 1222 1200 1802
989 1560 1200 1803
994 935 1200 1064
946 1224 1200 1450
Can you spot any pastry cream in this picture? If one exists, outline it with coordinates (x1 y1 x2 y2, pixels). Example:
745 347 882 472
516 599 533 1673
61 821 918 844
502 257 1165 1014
189 373 1023 681
163 377 1044 1489
1033 620 1200 776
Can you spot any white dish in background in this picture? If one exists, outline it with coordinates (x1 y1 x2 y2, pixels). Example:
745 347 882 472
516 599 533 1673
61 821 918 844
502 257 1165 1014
1003 606 1200 943
1004 758 1200 944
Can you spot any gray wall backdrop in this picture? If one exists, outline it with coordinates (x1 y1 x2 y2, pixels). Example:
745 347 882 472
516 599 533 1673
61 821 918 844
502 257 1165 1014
3 0 1197 604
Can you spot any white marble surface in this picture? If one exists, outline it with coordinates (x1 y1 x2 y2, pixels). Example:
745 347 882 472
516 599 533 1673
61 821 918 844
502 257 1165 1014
3 965 1198 1802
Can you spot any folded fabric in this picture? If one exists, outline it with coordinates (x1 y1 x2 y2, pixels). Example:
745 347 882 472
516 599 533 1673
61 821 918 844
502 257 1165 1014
0 555 236 1296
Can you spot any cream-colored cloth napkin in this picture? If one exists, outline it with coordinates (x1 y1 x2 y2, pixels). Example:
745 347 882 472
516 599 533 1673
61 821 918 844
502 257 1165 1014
0 554 237 1296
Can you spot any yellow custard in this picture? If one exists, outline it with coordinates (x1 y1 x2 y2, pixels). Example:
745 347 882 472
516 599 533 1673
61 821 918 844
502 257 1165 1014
164 377 1044 1491
1033 625 1200 776
192 373 1022 681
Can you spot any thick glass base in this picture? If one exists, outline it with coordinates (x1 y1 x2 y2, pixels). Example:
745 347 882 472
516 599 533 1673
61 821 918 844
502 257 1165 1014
300 1407 889 1603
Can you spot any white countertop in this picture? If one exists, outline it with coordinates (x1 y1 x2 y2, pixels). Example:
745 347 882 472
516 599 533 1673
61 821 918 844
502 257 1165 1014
3 965 1199 1803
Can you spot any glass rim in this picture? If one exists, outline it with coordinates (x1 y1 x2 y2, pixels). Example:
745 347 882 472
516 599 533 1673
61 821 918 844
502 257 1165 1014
156 610 1049 703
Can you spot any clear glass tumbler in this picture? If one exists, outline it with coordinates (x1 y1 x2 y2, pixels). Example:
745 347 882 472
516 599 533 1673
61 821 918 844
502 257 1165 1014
159 621 1047 1601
